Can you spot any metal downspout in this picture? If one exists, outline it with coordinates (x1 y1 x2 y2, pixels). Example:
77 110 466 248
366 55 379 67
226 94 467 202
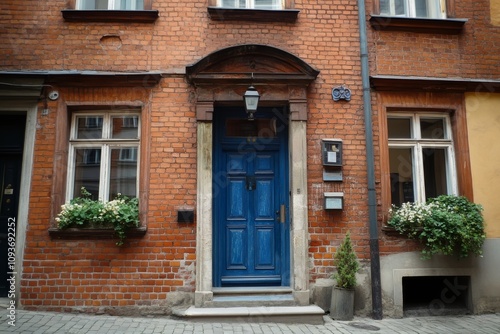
357 0 383 320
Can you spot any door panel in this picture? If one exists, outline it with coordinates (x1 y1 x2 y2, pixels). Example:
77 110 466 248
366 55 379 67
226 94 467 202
0 114 25 297
214 107 289 287
221 150 280 285
227 227 247 269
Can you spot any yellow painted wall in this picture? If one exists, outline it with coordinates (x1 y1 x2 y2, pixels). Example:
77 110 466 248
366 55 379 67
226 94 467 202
466 93 500 238
492 0 500 26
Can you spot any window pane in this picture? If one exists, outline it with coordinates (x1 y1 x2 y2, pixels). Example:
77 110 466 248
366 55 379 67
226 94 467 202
76 116 103 139
74 148 101 200
380 0 389 14
109 147 138 200
255 0 281 9
117 0 144 10
220 0 244 8
112 116 139 139
389 147 415 206
423 148 448 199
79 0 108 9
388 117 412 139
380 0 406 15
420 118 446 139
414 0 428 17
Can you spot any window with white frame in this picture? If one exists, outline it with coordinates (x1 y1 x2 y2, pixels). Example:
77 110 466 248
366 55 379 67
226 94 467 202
77 0 144 10
218 0 283 10
380 0 446 19
388 112 457 206
67 112 140 202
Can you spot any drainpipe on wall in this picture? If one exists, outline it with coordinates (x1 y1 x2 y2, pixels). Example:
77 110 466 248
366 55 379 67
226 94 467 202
357 0 383 320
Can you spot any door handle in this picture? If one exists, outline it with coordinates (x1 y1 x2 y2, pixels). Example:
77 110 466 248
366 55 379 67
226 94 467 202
279 204 286 223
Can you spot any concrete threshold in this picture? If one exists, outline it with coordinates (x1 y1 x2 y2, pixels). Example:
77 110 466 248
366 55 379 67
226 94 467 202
212 286 293 295
173 305 325 325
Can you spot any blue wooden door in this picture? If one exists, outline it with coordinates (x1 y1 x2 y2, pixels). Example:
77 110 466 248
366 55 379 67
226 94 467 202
214 108 289 287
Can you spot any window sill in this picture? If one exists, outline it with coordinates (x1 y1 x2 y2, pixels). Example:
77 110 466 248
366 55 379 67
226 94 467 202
62 10 159 23
48 226 147 240
369 15 467 34
207 7 299 23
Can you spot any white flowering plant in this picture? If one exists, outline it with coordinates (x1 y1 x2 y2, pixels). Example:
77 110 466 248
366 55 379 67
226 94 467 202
56 187 140 246
387 195 485 259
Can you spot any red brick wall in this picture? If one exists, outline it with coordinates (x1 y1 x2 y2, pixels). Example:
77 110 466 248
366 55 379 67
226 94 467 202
367 0 500 79
5 0 496 313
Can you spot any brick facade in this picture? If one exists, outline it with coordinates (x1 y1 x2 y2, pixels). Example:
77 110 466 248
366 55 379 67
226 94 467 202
2 0 500 316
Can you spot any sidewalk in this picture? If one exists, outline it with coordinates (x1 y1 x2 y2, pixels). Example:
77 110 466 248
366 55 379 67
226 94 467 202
1 308 499 334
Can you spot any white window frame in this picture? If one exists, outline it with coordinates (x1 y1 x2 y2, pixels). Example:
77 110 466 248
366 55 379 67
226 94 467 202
388 112 457 204
76 0 143 10
380 0 446 19
217 0 283 10
66 111 140 202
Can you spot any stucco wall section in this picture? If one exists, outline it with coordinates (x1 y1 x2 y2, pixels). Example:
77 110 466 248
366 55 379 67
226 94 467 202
492 0 500 26
466 93 500 238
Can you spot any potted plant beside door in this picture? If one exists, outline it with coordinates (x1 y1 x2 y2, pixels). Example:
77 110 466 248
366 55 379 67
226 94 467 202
330 231 359 320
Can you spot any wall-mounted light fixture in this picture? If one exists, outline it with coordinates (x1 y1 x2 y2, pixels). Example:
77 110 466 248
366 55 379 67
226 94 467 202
243 85 260 120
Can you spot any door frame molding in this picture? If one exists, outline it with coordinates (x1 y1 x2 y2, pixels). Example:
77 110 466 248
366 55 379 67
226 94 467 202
188 44 318 307
194 86 311 307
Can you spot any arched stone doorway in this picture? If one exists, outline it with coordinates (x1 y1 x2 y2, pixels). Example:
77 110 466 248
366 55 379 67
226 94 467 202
186 44 319 307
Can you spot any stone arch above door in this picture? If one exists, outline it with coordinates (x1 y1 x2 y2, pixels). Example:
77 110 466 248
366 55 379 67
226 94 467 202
186 44 319 121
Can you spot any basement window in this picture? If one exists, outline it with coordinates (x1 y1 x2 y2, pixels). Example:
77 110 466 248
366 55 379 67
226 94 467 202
403 276 471 316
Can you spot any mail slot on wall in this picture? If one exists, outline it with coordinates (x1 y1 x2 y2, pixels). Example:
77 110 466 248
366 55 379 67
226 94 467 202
322 139 342 167
324 192 344 210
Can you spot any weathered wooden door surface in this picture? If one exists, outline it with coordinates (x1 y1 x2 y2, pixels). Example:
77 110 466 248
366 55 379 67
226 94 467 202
214 108 289 287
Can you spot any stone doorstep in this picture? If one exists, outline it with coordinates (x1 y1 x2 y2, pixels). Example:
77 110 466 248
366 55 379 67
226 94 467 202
172 305 325 325
212 286 294 295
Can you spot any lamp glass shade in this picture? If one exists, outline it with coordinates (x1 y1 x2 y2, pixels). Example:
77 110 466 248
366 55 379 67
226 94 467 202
244 86 260 112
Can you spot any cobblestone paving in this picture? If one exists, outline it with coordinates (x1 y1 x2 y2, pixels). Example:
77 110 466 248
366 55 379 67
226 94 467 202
1 309 499 334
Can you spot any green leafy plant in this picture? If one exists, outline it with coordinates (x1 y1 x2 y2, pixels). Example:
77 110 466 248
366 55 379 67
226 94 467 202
387 195 485 259
56 187 140 246
333 232 360 289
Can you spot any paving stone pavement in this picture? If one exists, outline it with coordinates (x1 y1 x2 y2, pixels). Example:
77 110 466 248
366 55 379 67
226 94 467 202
1 309 499 334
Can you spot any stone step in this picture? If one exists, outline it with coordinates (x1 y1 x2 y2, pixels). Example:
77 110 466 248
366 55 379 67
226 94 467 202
212 286 294 295
210 293 296 307
208 287 297 307
172 305 325 325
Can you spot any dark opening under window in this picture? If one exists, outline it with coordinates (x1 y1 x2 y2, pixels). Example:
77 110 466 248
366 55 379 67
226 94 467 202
403 276 471 316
